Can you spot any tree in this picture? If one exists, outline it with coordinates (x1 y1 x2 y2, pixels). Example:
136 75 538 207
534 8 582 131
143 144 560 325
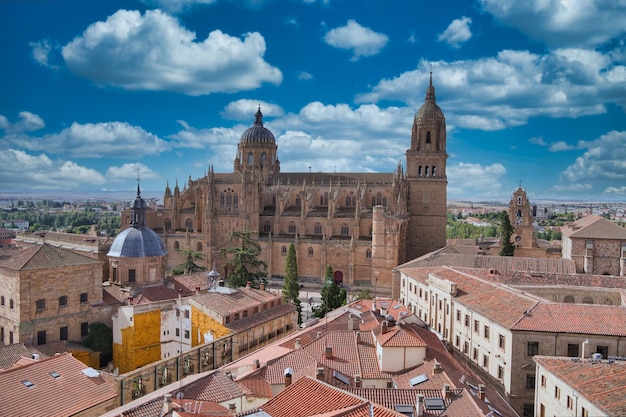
354 288 373 301
282 243 302 325
170 249 207 275
83 322 113 367
313 265 347 318
498 210 515 256
219 229 267 288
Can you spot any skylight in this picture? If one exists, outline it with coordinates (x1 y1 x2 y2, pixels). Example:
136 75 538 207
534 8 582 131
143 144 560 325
333 370 350 385
393 304 402 309
22 380 34 388
424 398 446 411
409 374 428 386
49 371 60 379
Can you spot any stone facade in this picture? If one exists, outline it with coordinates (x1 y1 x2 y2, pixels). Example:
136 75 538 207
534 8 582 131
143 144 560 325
561 215 626 275
0 244 106 348
125 76 448 290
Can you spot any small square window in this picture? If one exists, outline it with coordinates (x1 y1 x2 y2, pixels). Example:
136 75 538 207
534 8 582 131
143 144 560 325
526 374 536 390
80 293 88 304
36 299 46 311
59 296 68 307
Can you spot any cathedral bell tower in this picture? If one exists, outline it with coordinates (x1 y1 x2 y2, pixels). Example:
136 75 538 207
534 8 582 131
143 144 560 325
405 72 448 261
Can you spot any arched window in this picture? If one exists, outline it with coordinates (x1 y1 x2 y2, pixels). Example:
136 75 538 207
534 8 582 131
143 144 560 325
375 192 383 206
321 192 329 206
314 223 322 235
564 295 575 303
341 224 349 236
295 196 301 206
261 152 267 165
308 247 314 257
366 249 372 259
174 241 180 250
346 196 351 206
382 197 387 206
425 166 429 177
185 219 193 230
164 218 171 230
247 152 254 166
281 246 287 256
517 196 522 205
263 222 271 233
418 166 423 176
288 222 296 234
426 131 431 143
432 166 436 177
197 242 202 251
0 296 4 306
582 297 594 304
233 193 238 207
10 299 14 309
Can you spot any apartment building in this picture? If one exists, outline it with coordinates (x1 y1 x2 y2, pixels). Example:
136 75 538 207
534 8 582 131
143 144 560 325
399 264 626 416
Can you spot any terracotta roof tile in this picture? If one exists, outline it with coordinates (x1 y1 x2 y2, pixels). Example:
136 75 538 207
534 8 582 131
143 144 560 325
0 343 48 370
227 302 296 333
182 370 249 403
0 243 102 271
534 356 626 417
0 352 117 417
237 373 273 398
512 303 626 336
562 215 626 240
374 324 427 348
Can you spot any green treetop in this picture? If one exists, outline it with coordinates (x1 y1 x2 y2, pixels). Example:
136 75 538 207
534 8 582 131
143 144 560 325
498 210 515 256
219 229 268 288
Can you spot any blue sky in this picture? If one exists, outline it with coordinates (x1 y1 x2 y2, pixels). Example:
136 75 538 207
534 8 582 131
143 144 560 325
1 0 625 201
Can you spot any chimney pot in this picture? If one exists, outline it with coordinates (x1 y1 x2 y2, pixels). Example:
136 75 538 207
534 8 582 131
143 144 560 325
325 346 333 359
253 359 260 369
355 375 362 388
246 281 251 289
260 282 266 291
356 332 362 344
416 394 425 417
295 338 301 350
381 320 388 334
316 367 324 380
478 384 486 400
442 383 452 399
433 361 442 375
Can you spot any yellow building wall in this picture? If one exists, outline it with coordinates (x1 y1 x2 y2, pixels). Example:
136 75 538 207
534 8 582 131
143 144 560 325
71 350 100 370
113 309 162 374
191 306 230 347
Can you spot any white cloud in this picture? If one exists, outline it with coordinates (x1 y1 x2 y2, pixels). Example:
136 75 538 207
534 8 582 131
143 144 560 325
29 39 57 68
297 71 313 81
528 136 547 146
106 163 160 182
0 149 105 190
0 112 45 134
548 141 575 152
356 48 626 131
11 121 169 159
323 20 388 61
558 131 626 184
221 99 285 121
604 185 626 195
62 9 282 95
447 162 507 197
480 0 626 48
438 17 472 48
140 0 217 13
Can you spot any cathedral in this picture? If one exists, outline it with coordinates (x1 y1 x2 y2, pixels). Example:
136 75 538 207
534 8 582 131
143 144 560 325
125 75 448 290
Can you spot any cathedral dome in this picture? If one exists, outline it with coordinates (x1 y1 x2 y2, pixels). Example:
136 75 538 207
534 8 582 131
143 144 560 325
107 227 167 258
240 107 275 144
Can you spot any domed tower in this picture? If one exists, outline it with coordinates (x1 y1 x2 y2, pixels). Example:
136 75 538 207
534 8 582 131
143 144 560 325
107 184 167 287
405 72 448 260
234 106 280 182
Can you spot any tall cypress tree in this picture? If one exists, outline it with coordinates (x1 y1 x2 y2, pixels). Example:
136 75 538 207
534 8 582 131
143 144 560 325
499 210 515 256
282 243 302 325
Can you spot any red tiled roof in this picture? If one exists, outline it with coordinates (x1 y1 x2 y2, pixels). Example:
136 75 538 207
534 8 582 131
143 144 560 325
374 324 427 348
0 343 48 370
237 372 273 398
534 356 626 417
0 242 102 271
562 215 626 240
227 302 296 333
403 266 539 328
259 376 403 417
0 352 117 417
511 303 626 336
181 370 249 403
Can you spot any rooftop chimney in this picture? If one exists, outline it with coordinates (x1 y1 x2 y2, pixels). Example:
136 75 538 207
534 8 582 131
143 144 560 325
316 331 322 338
316 367 324 380
348 315 354 331
260 282 266 291
195 286 200 296
381 320 388 334
478 384 486 400
160 393 173 417
355 375 362 388
356 332 362 344
325 346 333 359
442 383 452 399
246 281 251 289
295 338 301 350
433 361 442 375
372 302 377 312
253 359 260 369
228 403 237 415
31 353 40 360
284 367 293 387
416 394 424 417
